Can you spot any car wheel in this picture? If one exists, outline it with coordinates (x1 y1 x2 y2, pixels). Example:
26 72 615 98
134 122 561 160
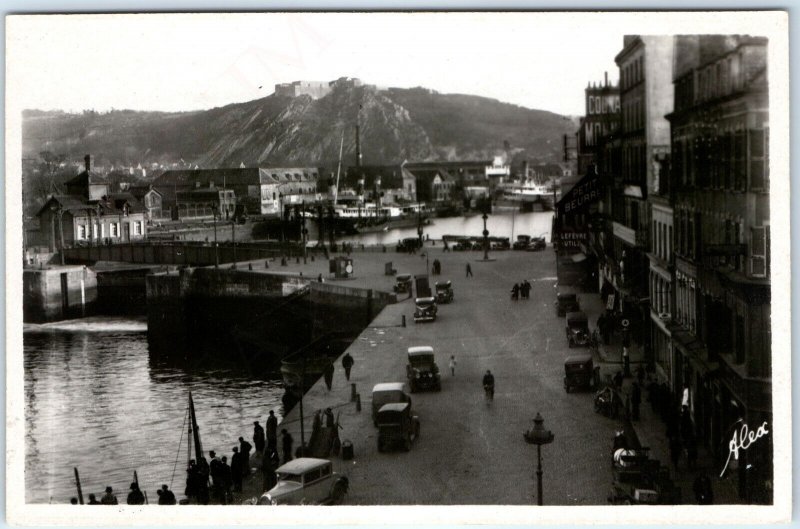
330 481 348 504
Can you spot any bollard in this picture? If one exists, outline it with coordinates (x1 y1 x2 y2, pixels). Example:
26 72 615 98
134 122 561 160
351 383 357 402
355 393 362 412
402 314 406 327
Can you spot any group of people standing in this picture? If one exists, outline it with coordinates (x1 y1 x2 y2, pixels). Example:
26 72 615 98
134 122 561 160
510 280 532 300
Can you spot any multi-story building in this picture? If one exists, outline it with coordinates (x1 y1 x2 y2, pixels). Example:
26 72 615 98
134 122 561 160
600 35 674 360
576 73 621 176
35 155 148 251
154 167 321 218
666 35 771 502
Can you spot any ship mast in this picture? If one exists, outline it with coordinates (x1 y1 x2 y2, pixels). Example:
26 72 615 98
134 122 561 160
334 131 344 206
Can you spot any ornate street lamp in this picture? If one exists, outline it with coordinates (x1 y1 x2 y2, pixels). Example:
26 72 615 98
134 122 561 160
524 412 555 506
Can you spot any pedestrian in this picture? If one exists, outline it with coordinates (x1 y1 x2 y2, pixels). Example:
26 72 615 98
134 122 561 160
342 352 354 381
195 457 210 505
209 450 222 493
511 283 520 300
87 493 100 505
239 437 252 476
100 486 118 505
521 280 530 299
324 407 335 428
631 381 641 421
127 482 145 505
449 355 457 376
443 240 450 252
185 460 198 501
669 435 682 470
686 437 698 471
323 362 335 390
466 263 473 278
253 421 266 454
281 429 294 464
158 484 176 505
693 473 714 504
261 450 278 492
613 370 623 390
230 446 243 492
266 411 278 453
219 456 232 504
680 405 695 443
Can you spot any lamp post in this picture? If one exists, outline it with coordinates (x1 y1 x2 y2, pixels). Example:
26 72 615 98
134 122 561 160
211 204 219 269
524 412 555 506
482 212 490 261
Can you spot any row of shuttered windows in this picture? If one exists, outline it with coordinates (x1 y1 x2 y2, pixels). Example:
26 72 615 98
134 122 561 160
75 220 143 240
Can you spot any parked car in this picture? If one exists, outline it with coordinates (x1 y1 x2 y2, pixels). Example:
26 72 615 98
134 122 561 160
563 353 597 392
376 402 420 452
513 235 532 250
413 297 437 323
526 236 546 251
371 382 412 425
393 274 413 295
406 346 442 392
435 281 453 304
256 458 348 505
555 286 580 317
396 237 422 253
565 311 590 348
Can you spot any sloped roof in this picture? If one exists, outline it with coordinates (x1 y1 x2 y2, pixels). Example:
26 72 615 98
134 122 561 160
128 185 162 200
154 167 321 188
36 192 145 217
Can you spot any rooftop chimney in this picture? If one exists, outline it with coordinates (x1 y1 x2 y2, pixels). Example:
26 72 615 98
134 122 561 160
84 154 91 172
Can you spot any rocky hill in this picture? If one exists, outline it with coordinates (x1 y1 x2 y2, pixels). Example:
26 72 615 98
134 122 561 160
22 83 576 172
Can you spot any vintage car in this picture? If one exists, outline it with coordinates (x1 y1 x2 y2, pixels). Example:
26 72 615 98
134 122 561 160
256 458 349 505
526 236 547 251
413 297 437 323
393 274 413 295
406 346 442 392
555 286 580 317
376 402 420 452
434 281 454 304
396 237 422 253
565 311 590 348
513 235 532 250
563 353 596 392
371 382 412 425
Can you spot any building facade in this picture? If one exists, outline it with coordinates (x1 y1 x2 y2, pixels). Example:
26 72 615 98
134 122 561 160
666 35 771 502
577 73 621 176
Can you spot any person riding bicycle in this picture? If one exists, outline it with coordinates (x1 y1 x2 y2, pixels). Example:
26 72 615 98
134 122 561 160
483 370 495 399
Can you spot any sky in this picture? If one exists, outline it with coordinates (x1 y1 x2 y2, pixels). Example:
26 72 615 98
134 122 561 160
9 13 627 117
7 11 785 117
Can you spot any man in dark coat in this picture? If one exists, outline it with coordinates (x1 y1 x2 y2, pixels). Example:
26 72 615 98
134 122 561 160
100 486 118 505
218 456 232 504
239 437 252 476
253 421 266 454
126 482 145 505
342 352 355 381
323 362 335 390
266 411 278 453
261 451 278 492
158 485 176 505
230 446 243 492
195 457 210 505
209 450 223 498
281 429 294 464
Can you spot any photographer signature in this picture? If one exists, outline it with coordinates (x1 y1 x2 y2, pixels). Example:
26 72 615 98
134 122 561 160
720 421 769 477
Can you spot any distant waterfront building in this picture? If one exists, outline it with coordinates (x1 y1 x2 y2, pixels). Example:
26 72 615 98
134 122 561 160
153 167 322 218
128 185 167 223
35 155 148 252
274 77 369 99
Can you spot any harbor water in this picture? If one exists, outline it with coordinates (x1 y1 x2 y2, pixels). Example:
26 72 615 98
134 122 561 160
23 317 285 504
339 210 553 246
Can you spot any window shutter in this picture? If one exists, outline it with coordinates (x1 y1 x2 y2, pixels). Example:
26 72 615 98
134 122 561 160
750 226 767 277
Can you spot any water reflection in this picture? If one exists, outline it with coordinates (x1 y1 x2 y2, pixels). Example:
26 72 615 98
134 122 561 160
24 324 285 504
